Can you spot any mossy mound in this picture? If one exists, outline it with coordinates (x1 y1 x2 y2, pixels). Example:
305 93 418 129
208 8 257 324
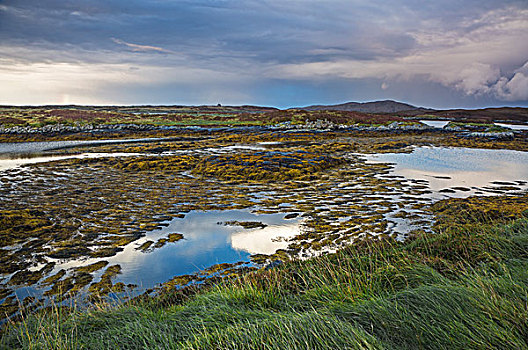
70 154 199 172
0 209 52 247
432 192 528 229
88 264 123 297
192 150 346 181
223 221 268 229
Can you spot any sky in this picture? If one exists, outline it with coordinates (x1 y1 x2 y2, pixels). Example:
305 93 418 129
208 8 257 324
0 0 527 109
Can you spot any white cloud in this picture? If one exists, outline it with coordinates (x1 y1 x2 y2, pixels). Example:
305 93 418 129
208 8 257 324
111 38 176 54
270 7 528 102
0 61 138 104
435 62 500 96
493 62 528 101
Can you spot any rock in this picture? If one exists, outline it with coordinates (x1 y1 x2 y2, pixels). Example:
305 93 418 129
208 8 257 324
467 131 514 139
0 122 158 135
444 124 463 131
265 260 283 270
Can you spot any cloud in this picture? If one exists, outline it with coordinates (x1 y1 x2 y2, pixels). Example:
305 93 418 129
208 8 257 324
430 61 528 102
436 63 500 96
493 62 528 101
0 0 527 105
0 57 255 105
270 6 528 102
111 38 175 54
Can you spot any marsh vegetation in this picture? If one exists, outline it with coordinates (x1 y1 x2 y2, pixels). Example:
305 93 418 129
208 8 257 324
0 112 527 348
2 193 528 349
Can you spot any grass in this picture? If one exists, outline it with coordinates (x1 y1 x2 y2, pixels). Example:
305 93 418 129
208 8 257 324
445 122 511 133
0 107 405 129
2 194 528 349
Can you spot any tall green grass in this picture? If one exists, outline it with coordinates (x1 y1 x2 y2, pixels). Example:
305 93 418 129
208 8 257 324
2 201 528 349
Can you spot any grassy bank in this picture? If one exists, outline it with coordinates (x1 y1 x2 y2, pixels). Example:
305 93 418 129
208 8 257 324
2 194 528 349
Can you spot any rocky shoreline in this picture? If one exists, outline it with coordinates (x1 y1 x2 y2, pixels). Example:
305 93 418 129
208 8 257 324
0 120 433 134
0 120 521 140
0 123 157 134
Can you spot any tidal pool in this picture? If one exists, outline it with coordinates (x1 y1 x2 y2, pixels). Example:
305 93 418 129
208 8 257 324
2 140 528 321
49 210 301 293
0 139 266 171
367 146 528 199
363 146 528 236
0 137 176 170
419 120 450 128
494 122 528 131
418 120 528 130
0 137 171 155
0 152 143 171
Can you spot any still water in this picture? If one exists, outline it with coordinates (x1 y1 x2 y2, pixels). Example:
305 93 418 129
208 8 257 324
0 139 266 171
3 143 528 312
0 137 171 155
94 146 528 291
494 122 528 131
419 120 528 131
0 153 142 171
52 210 301 291
419 120 450 128
367 146 528 199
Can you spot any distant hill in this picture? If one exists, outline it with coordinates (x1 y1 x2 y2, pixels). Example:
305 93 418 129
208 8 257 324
299 101 528 123
300 100 427 114
430 107 528 123
396 107 528 123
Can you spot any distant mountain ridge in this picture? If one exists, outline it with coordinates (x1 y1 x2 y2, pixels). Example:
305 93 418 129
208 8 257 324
297 100 528 122
300 100 428 113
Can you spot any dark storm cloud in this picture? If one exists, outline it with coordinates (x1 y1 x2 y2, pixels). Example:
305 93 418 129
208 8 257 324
0 0 422 63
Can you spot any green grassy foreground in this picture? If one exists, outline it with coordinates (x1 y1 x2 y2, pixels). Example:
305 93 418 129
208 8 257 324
2 194 528 349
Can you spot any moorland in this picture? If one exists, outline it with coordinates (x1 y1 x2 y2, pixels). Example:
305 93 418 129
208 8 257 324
0 104 527 349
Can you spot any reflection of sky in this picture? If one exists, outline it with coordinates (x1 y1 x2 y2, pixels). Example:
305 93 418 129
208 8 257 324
368 147 528 191
57 210 301 289
231 222 300 255
419 120 449 128
0 153 141 171
495 123 528 131
0 138 167 154
0 139 267 171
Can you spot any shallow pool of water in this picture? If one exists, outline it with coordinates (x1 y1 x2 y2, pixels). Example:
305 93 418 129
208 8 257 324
0 152 143 171
0 137 171 155
3 143 528 320
419 120 450 128
0 138 267 171
367 146 528 199
495 122 528 131
53 210 301 291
